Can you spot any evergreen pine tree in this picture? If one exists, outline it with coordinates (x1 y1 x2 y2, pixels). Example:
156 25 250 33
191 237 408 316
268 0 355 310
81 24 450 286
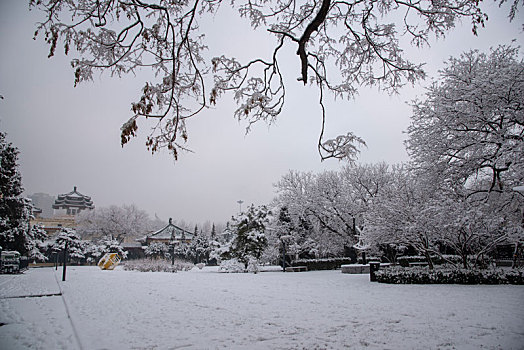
54 228 85 263
0 131 29 254
211 223 216 240
231 205 270 268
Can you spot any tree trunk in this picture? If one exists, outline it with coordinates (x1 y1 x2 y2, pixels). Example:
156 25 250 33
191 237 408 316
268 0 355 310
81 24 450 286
423 250 434 270
462 254 468 269
512 242 520 269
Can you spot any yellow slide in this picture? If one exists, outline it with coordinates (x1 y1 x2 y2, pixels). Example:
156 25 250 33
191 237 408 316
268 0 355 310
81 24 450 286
98 253 121 270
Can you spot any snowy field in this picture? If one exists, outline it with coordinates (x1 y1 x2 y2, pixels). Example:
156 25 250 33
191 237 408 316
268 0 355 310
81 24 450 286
1 266 523 350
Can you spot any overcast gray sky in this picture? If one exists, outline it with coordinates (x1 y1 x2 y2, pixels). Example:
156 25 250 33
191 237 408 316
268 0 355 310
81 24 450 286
0 0 522 226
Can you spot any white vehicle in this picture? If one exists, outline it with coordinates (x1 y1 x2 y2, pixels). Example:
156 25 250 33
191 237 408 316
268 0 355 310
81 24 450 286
1 251 21 274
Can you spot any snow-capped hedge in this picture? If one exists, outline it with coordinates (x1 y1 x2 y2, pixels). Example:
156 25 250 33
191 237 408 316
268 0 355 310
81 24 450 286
218 258 246 273
292 258 355 271
123 258 194 273
396 255 463 267
218 258 261 273
375 266 523 285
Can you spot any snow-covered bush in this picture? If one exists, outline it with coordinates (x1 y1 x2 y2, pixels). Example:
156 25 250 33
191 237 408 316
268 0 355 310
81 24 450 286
375 266 523 285
396 255 464 267
246 257 260 274
123 258 193 273
97 236 128 259
209 240 232 264
144 242 169 259
218 259 246 273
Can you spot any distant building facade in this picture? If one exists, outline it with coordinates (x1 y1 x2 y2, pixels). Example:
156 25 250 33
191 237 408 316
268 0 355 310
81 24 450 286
30 216 77 237
52 186 94 217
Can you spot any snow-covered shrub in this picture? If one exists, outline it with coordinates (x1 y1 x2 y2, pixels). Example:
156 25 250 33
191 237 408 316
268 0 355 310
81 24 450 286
209 240 232 264
123 258 193 273
97 236 128 259
144 242 169 259
246 257 259 274
375 266 523 285
505 270 524 285
218 259 246 273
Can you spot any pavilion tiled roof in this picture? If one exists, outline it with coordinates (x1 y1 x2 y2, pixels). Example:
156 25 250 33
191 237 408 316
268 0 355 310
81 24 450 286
52 186 94 210
146 218 193 241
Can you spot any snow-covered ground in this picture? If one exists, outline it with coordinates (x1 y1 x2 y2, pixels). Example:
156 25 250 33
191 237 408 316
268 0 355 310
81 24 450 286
1 266 523 349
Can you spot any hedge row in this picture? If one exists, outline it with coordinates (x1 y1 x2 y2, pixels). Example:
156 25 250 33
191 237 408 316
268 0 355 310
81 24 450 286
375 266 523 284
396 255 463 267
291 258 353 270
123 258 194 273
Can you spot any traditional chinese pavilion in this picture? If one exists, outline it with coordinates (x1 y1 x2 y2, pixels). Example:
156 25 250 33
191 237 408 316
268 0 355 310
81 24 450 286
52 186 94 217
139 218 193 246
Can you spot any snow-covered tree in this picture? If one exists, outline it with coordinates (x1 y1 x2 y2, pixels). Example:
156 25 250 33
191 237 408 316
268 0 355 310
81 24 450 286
273 163 393 257
76 204 162 241
54 228 85 263
97 236 128 259
407 45 524 194
210 223 217 241
25 224 48 262
406 45 524 266
0 131 31 255
83 241 105 264
30 0 502 162
188 229 211 264
362 166 441 268
427 191 509 268
273 170 338 257
229 205 270 268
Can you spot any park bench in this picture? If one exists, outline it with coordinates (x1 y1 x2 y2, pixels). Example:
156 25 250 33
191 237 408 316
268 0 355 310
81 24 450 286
494 259 513 267
285 266 308 272
408 262 428 267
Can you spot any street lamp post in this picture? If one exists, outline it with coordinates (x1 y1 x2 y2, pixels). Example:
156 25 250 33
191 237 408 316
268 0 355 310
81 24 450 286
237 200 244 213
282 239 286 272
62 240 68 282
170 243 175 265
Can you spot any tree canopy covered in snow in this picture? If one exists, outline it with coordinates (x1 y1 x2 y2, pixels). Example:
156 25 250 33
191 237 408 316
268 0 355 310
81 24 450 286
269 47 524 267
406 45 523 195
53 228 86 262
76 204 164 241
29 0 508 162
273 163 392 257
215 204 270 268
